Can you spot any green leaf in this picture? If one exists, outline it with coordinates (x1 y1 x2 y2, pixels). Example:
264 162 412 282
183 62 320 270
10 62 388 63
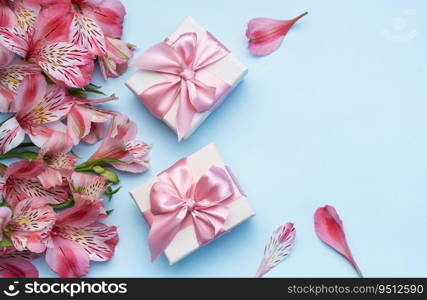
50 198 74 209
88 83 102 89
83 87 106 96
68 88 87 99
0 235 12 248
105 186 121 200
15 142 37 149
0 200 10 208
106 209 114 215
0 151 38 161
75 158 125 171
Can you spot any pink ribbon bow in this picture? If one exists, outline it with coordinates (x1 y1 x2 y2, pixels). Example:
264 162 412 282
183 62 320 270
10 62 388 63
147 158 235 262
132 32 232 140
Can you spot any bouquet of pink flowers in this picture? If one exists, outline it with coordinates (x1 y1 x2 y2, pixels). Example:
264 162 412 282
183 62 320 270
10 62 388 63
0 0 149 278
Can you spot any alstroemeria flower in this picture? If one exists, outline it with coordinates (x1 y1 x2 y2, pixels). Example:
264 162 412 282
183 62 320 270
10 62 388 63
1 160 68 207
43 0 126 57
66 95 116 146
99 37 135 80
0 3 94 87
246 12 308 56
88 113 150 173
314 205 363 277
0 73 73 153
0 59 40 112
0 247 39 278
67 0 126 39
45 202 118 278
1 197 55 253
1 0 43 26
37 131 76 189
69 172 107 206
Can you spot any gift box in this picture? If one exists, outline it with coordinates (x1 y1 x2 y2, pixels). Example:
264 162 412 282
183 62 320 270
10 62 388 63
130 143 255 264
126 16 248 141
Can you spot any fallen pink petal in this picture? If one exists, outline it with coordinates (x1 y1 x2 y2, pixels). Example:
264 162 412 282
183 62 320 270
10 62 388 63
314 205 363 277
246 12 308 56
255 222 296 277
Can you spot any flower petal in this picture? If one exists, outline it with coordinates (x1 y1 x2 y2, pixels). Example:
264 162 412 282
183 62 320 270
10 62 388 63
246 13 307 56
3 163 69 207
0 4 17 27
0 207 12 239
0 117 25 154
0 257 38 278
45 236 89 278
10 230 48 253
18 84 72 127
65 222 118 262
70 172 107 198
32 2 73 46
314 205 362 277
110 140 150 173
12 197 55 232
13 73 46 114
27 121 67 148
71 13 106 56
0 60 41 112
0 45 14 66
56 203 105 228
0 26 29 57
39 130 73 155
36 42 94 88
82 122 105 144
5 160 45 180
99 37 134 79
37 168 63 189
90 0 126 38
255 222 296 277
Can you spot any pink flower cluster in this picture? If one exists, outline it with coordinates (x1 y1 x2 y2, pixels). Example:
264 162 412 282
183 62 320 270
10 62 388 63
0 0 150 278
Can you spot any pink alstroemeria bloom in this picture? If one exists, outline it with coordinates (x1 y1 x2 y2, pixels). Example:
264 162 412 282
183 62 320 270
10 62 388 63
0 2 94 88
0 247 39 278
99 37 135 80
43 0 125 57
37 131 76 189
0 59 40 112
3 0 42 31
67 95 117 146
0 73 73 153
45 203 118 278
88 113 151 173
246 12 308 56
69 172 107 206
1 160 68 207
0 197 55 253
314 205 363 277
68 0 125 39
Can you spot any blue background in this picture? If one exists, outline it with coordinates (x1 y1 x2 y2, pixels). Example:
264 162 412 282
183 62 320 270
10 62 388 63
32 0 427 277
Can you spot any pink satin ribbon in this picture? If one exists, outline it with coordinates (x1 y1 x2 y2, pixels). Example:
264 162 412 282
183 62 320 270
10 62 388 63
132 32 232 140
147 158 236 262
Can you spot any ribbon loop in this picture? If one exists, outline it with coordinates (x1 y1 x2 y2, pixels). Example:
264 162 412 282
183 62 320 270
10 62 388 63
148 158 234 262
132 32 232 140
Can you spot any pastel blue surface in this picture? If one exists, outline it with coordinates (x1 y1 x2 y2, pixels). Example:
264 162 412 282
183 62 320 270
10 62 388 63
32 0 427 277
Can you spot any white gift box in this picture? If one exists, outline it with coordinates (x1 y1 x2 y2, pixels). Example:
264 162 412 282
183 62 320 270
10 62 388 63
129 143 255 264
126 16 248 140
